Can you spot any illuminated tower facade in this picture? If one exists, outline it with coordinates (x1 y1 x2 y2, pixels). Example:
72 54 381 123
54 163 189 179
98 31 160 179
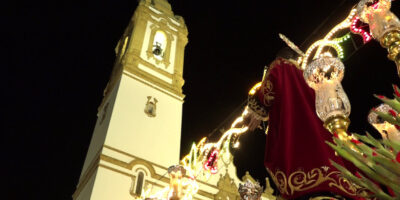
73 0 277 199
73 0 187 199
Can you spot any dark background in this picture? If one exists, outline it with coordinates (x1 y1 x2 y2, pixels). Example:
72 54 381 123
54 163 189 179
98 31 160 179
3 0 400 199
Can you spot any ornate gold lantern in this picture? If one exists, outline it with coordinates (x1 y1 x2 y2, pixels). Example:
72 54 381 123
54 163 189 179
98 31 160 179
304 56 352 138
167 165 186 200
357 0 400 76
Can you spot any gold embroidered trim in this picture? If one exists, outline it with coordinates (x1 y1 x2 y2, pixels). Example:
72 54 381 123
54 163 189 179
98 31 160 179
309 196 341 200
267 167 366 197
246 58 301 123
260 79 274 106
260 58 296 107
248 97 269 119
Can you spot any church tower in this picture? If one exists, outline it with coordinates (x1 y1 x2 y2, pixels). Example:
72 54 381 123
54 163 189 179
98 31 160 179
73 0 188 199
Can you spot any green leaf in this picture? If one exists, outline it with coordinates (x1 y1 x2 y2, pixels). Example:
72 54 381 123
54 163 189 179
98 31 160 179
365 132 384 149
329 161 367 188
375 94 400 113
382 139 400 152
326 141 358 163
394 95 400 103
330 161 395 200
375 147 395 160
356 171 395 200
373 111 400 125
370 155 400 176
372 164 400 190
355 133 377 147
328 141 387 183
356 141 374 156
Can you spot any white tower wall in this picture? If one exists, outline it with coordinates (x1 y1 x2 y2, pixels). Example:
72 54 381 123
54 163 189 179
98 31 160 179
104 72 182 167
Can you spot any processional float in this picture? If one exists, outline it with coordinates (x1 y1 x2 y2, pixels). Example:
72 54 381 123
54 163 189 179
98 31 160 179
138 0 400 199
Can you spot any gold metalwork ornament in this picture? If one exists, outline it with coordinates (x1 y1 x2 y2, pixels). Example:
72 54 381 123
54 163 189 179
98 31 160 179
214 172 240 200
323 115 350 134
267 167 365 197
323 115 354 145
279 33 305 57
380 29 400 77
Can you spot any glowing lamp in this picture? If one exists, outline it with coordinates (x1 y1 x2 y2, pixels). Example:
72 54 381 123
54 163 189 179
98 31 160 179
303 57 351 133
357 0 400 76
357 0 399 39
368 104 400 143
167 165 186 200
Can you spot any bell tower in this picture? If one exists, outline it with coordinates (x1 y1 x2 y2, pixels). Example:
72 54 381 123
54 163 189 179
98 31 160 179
73 0 188 199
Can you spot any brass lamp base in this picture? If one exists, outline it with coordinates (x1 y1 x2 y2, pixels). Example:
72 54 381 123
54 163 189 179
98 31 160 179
323 115 350 134
324 115 353 147
380 30 400 77
324 115 360 153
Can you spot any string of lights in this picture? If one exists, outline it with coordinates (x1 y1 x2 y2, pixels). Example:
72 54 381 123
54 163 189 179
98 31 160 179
206 5 371 145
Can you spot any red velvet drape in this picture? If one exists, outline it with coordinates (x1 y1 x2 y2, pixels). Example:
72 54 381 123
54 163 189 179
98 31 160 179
258 58 360 199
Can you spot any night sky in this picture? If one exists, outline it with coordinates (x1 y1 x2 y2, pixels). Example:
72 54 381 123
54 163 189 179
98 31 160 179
4 0 400 199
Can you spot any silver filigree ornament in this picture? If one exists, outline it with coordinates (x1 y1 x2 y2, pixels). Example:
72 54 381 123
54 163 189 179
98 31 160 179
368 103 393 124
238 180 263 200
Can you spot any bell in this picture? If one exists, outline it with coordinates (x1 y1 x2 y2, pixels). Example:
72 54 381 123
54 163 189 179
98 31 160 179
152 43 163 56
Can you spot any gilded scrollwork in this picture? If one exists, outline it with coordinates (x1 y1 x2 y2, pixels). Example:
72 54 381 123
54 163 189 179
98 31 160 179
267 167 364 197
272 170 288 196
261 79 274 106
259 57 298 107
